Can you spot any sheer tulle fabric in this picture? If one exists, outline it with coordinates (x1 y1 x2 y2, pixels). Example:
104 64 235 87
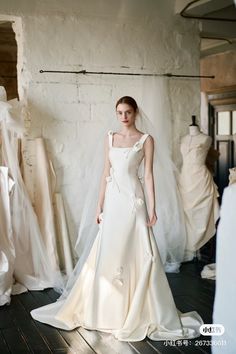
61 77 186 302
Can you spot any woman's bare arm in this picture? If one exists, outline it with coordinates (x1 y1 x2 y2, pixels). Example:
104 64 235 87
143 135 157 227
95 135 111 223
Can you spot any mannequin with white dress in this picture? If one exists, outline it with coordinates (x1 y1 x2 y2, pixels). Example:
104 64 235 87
179 117 219 260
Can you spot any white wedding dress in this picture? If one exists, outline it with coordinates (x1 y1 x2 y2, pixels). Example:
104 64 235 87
31 131 203 341
179 133 219 258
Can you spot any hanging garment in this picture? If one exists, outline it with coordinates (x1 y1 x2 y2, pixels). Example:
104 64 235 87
0 97 64 303
21 137 63 273
213 184 236 354
0 167 15 305
178 133 219 259
31 131 203 342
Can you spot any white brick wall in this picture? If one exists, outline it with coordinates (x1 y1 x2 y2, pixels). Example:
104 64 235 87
1 0 200 247
79 84 112 103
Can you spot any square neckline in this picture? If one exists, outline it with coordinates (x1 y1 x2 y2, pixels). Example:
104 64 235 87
111 132 146 149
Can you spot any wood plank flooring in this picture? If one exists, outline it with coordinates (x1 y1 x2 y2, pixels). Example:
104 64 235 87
0 261 214 353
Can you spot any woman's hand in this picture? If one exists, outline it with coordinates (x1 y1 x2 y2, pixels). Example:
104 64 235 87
147 210 158 227
95 209 103 224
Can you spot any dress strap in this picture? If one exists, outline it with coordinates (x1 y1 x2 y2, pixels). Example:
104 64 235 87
107 130 113 148
139 133 149 146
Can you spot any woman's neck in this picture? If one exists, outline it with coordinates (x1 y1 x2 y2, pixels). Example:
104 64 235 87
189 125 200 136
119 125 139 137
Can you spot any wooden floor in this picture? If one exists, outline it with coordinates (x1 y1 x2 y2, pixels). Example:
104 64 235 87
0 261 214 354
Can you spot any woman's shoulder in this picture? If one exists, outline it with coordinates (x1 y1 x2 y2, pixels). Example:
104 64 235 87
104 131 112 145
142 133 154 150
145 133 154 143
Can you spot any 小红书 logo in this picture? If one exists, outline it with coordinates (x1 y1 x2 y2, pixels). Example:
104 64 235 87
200 324 225 336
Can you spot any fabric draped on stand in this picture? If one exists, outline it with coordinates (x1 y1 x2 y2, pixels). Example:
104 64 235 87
21 138 59 271
21 137 73 275
0 93 64 305
178 133 220 260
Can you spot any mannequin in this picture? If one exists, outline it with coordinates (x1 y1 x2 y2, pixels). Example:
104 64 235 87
0 86 7 101
189 125 200 135
229 167 236 185
179 117 219 261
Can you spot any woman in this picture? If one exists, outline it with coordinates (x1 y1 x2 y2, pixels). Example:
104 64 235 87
31 96 203 341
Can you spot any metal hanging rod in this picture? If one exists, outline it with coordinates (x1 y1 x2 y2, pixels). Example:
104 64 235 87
201 36 233 44
39 69 214 79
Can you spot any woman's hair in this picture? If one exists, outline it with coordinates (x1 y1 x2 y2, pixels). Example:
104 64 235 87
115 96 138 112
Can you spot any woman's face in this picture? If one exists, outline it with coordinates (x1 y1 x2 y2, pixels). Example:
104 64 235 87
116 103 137 127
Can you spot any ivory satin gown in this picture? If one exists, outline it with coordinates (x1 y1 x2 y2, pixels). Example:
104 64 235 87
31 131 203 341
179 134 219 256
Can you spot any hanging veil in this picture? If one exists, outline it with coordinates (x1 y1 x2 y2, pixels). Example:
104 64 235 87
60 76 186 299
0 95 64 293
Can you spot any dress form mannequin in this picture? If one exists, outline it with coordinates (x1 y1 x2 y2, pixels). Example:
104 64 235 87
179 119 219 261
189 125 200 135
0 86 7 102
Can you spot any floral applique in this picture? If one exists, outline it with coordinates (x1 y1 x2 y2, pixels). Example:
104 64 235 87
133 141 143 152
138 175 144 184
130 194 144 213
105 167 120 192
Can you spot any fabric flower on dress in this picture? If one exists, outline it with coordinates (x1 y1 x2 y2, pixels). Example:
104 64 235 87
106 167 114 183
138 175 144 184
136 198 144 206
131 194 144 213
106 167 120 192
133 141 142 152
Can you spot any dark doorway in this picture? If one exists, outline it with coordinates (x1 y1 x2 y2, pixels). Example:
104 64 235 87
0 21 18 100
208 88 236 199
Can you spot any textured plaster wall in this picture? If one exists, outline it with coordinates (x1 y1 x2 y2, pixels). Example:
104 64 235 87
0 0 200 246
200 51 236 92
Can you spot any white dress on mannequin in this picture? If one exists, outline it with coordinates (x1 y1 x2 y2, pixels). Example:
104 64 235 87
31 130 203 342
179 127 219 259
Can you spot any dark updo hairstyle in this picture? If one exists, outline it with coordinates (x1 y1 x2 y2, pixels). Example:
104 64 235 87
115 96 138 113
